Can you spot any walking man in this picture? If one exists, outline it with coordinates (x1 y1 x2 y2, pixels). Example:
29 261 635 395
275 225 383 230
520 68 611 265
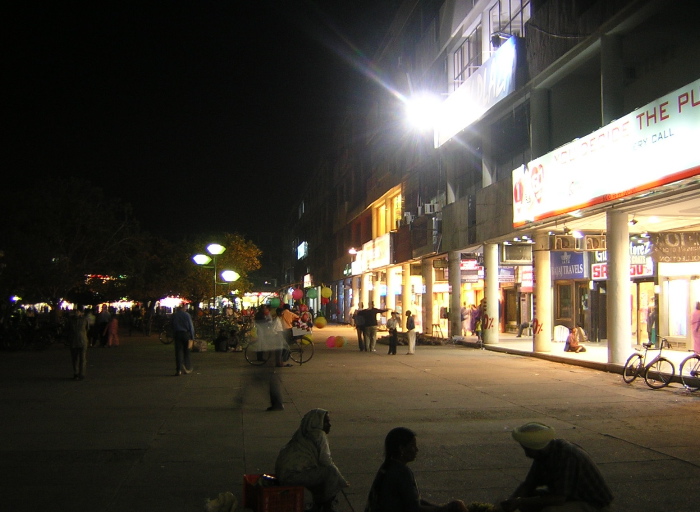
67 306 89 380
352 303 366 351
171 304 195 376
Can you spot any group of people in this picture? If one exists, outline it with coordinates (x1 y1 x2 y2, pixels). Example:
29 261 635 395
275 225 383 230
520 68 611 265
65 304 121 381
274 409 613 512
351 302 417 355
460 301 485 341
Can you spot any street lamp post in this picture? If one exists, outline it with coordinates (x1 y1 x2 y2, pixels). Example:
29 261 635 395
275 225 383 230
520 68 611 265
193 243 239 337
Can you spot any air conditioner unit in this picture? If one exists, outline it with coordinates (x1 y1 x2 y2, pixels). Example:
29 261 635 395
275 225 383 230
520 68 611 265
552 235 577 250
424 204 436 214
404 212 414 224
583 235 606 251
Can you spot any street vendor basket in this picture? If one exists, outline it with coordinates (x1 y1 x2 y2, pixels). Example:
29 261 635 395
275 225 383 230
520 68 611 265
242 474 304 512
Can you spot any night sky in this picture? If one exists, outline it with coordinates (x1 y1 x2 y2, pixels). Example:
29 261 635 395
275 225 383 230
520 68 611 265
8 1 395 241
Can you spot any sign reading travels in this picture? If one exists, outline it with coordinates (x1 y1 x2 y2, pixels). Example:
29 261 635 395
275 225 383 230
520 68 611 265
551 251 586 280
513 78 700 225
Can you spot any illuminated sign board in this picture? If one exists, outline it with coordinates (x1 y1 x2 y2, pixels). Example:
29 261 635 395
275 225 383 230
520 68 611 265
513 78 700 225
551 251 587 280
435 36 520 148
297 241 308 260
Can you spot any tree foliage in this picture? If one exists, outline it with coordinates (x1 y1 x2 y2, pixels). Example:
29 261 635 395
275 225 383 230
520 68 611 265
0 179 263 313
0 178 141 307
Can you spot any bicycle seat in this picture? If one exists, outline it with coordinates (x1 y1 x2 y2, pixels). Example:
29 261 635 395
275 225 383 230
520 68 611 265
642 342 653 349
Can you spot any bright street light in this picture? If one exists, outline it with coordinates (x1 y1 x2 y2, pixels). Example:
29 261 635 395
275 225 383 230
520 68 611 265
192 243 236 335
405 92 441 132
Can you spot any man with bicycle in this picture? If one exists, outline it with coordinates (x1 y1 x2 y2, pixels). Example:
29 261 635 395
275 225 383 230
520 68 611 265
499 422 613 512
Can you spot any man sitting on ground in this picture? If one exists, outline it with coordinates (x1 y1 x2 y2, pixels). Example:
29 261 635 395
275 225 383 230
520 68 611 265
499 422 613 512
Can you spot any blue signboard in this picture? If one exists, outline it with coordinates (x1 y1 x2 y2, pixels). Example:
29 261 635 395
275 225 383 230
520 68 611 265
550 251 587 280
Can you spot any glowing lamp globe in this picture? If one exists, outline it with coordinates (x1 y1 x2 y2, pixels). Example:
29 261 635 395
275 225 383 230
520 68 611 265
269 298 280 308
321 297 329 305
292 288 303 300
325 336 336 348
334 336 345 348
321 287 332 298
300 304 309 312
306 288 318 299
301 335 313 345
314 316 327 329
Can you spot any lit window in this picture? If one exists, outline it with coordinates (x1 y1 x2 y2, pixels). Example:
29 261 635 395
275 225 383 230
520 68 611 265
453 25 481 91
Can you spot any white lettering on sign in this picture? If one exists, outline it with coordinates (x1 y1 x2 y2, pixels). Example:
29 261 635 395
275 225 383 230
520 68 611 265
513 78 700 226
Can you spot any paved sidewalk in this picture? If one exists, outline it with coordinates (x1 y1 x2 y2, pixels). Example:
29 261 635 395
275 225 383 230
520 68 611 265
1 325 699 512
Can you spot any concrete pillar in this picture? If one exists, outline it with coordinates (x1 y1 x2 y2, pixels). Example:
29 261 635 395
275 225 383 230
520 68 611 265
449 250 462 338
533 232 552 352
352 276 359 309
601 35 624 125
422 259 433 335
530 88 550 159
607 210 631 364
386 267 396 312
483 243 500 344
372 271 381 309
361 272 370 309
402 263 411 323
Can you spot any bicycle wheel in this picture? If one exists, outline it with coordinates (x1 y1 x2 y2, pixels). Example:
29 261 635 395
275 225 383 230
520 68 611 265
289 340 314 364
159 325 173 344
644 357 675 389
244 344 270 365
680 354 700 391
622 353 643 383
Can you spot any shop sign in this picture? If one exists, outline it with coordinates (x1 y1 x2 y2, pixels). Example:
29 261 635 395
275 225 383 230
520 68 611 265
460 259 484 283
499 266 515 283
433 283 450 293
651 232 700 262
551 251 586 280
591 238 654 279
362 233 392 270
520 267 533 292
591 261 654 281
513 78 700 225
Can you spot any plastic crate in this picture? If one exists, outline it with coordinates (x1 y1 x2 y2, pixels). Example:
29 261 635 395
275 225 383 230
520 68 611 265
243 474 304 512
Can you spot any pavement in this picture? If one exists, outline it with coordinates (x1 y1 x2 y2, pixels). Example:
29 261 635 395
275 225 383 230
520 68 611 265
1 324 699 512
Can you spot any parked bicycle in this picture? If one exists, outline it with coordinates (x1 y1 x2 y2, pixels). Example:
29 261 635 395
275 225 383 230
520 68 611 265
242 334 314 366
679 350 700 392
622 338 675 389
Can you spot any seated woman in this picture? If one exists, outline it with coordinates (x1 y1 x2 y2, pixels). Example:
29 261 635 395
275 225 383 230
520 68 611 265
365 427 468 512
275 409 348 512
565 327 587 353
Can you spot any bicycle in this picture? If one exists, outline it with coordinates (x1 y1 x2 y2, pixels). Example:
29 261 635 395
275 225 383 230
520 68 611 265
679 351 700 391
159 321 173 344
243 334 314 366
622 338 675 389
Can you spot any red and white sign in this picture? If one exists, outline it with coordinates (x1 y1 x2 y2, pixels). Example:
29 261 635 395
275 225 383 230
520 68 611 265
513 78 700 225
591 261 654 281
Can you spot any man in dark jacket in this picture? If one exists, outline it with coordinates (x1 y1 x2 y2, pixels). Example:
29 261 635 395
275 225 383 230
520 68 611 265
360 301 389 352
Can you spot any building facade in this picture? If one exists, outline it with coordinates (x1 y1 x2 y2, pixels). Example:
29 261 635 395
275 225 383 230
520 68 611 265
282 0 700 363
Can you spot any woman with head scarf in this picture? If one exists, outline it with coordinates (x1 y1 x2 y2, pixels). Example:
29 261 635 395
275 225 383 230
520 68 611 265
365 427 467 512
275 409 348 512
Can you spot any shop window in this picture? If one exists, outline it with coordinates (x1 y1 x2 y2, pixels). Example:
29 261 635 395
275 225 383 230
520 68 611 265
453 24 481 91
556 282 573 320
668 279 688 337
490 0 530 41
